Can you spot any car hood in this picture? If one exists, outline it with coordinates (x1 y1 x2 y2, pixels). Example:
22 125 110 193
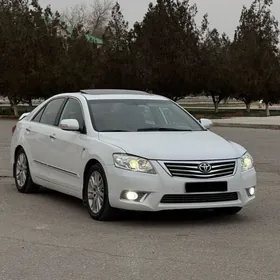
98 131 246 161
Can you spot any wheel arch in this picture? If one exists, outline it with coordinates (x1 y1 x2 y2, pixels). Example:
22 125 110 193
14 145 24 160
82 158 106 202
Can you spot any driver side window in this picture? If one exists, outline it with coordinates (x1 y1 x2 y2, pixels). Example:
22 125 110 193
138 105 156 125
59 98 85 133
161 107 180 124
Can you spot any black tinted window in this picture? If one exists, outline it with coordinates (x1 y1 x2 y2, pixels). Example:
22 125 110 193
59 99 84 129
40 98 64 126
88 99 203 132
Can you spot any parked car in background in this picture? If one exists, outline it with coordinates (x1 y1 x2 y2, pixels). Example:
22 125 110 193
10 89 257 221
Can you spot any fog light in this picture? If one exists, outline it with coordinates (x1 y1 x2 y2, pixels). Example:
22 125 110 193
249 187 255 196
120 191 150 202
125 191 138 201
246 187 255 197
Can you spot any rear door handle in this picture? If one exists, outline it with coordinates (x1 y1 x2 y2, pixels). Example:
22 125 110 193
49 134 56 140
26 128 31 132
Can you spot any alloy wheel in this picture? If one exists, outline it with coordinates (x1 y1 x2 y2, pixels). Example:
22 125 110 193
87 171 105 214
16 153 28 188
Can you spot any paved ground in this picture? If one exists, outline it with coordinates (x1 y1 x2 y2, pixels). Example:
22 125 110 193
212 116 280 130
0 120 280 280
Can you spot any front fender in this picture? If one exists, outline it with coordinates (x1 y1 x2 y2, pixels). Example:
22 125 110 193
228 141 247 157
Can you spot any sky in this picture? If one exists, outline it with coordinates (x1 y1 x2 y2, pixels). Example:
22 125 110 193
39 0 280 38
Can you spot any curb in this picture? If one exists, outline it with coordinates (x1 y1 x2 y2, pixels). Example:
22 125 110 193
213 122 280 130
0 116 19 120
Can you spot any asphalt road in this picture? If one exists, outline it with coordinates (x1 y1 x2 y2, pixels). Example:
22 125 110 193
0 120 279 280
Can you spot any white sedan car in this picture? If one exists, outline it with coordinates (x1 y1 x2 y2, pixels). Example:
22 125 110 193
11 89 257 221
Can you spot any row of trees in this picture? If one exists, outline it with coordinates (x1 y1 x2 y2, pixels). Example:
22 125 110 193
1 0 280 116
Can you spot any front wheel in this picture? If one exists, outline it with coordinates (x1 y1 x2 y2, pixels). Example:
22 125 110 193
215 207 242 215
84 163 116 221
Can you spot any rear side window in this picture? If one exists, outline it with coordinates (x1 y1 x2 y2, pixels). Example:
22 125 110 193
40 98 65 126
32 108 45 123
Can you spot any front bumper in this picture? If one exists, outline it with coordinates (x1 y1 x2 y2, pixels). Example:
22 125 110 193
105 161 257 212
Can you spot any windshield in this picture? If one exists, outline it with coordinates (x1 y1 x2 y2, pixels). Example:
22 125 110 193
88 99 204 132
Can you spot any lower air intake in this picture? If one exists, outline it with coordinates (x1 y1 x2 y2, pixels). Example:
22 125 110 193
160 192 238 204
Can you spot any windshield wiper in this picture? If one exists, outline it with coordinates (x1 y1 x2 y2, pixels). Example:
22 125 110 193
99 129 131 132
137 127 192 132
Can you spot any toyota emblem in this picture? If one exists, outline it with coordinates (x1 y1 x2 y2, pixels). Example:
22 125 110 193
198 162 212 173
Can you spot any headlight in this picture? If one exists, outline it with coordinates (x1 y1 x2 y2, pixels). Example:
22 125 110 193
113 154 156 174
241 152 254 172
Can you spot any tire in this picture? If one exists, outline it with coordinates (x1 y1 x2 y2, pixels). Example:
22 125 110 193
84 163 116 221
215 207 242 215
14 148 40 193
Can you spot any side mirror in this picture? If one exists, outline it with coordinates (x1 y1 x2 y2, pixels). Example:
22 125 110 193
200 118 213 129
19 112 30 121
59 119 80 131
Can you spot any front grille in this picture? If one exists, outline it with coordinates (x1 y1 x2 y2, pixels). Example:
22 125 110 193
164 160 236 179
160 192 238 204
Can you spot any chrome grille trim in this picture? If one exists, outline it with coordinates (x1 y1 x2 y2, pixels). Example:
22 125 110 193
164 160 236 179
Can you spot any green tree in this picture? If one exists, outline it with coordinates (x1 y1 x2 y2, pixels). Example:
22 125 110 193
0 0 65 115
261 51 280 116
0 0 33 115
232 0 279 112
132 0 201 100
96 2 134 88
63 31 99 91
25 3 65 102
199 16 234 112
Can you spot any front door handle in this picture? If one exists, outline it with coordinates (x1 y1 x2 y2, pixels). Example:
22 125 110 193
49 134 56 140
26 127 31 132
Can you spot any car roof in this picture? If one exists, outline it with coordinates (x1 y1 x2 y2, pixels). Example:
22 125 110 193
51 89 169 101
80 89 149 95
80 89 168 101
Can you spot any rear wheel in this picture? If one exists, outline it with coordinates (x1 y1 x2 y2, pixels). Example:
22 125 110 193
215 207 242 215
84 163 116 221
14 148 39 193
